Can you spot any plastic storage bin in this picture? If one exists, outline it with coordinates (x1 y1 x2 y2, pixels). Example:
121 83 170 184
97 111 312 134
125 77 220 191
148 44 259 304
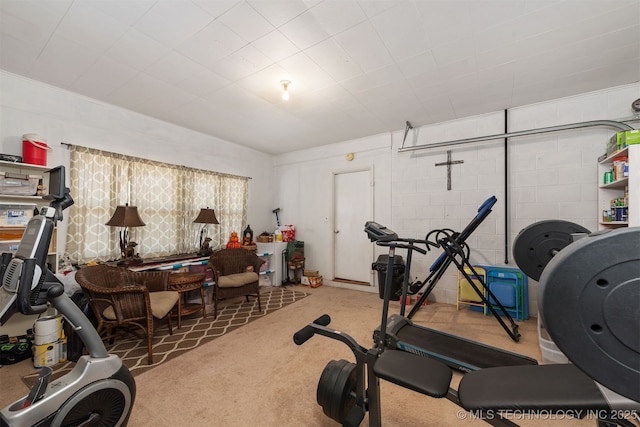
0 172 40 196
538 317 569 364
0 204 35 226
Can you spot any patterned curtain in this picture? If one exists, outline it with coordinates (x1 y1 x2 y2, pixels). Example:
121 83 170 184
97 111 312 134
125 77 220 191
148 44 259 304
66 146 249 264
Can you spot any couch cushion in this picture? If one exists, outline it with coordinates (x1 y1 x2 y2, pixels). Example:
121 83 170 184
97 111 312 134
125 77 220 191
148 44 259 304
218 272 259 288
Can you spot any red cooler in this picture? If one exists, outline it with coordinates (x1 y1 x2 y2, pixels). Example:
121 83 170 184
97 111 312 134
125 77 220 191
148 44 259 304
22 133 50 166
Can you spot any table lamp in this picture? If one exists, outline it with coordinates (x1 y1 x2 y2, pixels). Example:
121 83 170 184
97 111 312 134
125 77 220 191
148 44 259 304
106 203 146 265
194 207 219 256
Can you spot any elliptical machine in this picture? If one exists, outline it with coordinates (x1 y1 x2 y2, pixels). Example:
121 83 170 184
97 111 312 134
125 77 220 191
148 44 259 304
0 166 135 427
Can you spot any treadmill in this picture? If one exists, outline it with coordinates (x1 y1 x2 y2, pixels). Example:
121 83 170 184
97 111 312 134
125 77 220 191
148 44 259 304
365 200 537 373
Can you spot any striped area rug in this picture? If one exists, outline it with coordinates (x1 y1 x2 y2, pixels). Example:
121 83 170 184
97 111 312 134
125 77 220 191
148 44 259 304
24 287 307 385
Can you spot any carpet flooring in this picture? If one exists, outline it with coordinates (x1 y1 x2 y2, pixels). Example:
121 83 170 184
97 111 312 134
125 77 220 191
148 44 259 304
3 285 637 426
22 287 307 385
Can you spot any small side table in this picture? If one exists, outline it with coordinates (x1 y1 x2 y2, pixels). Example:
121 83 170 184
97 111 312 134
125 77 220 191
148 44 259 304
287 258 305 285
169 272 207 328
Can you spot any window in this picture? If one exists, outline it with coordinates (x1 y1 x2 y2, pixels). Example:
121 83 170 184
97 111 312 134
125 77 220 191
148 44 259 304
65 146 248 264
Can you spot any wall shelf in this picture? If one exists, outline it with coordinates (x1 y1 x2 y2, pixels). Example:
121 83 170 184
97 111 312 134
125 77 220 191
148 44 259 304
598 144 638 229
0 161 57 272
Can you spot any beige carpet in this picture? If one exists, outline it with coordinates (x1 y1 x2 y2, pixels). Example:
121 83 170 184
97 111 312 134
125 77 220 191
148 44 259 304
21 287 307 385
1 284 637 426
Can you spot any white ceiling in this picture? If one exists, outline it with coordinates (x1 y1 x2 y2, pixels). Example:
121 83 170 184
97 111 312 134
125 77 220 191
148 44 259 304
1 0 639 155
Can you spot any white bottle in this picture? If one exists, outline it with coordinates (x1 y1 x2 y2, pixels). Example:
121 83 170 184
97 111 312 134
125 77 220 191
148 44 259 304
274 228 283 242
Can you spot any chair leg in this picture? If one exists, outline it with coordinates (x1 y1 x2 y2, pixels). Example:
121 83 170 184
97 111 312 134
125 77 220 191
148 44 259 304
214 292 219 320
147 335 153 365
166 315 173 335
147 317 154 365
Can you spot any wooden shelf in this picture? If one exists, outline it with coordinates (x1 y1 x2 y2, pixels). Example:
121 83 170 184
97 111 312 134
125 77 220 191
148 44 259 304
0 160 50 171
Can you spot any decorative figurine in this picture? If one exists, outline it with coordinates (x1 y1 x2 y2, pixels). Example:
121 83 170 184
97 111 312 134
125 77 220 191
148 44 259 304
119 241 142 265
123 241 138 258
226 232 242 248
198 237 213 256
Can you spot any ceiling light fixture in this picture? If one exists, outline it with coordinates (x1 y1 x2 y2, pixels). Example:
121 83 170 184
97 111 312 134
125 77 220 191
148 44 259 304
280 80 291 101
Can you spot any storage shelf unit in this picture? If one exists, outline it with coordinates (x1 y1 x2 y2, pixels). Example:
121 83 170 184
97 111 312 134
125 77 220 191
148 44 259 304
256 250 276 287
0 161 58 272
598 144 639 229
256 242 287 287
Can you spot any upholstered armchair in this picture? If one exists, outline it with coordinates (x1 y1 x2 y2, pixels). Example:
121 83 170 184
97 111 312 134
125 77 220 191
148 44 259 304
207 248 265 319
75 265 179 364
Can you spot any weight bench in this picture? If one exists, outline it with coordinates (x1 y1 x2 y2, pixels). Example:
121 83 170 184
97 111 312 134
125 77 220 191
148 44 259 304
459 364 638 414
374 350 451 398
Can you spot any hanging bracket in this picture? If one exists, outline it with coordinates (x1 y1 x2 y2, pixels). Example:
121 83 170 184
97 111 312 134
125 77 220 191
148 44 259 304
401 121 413 147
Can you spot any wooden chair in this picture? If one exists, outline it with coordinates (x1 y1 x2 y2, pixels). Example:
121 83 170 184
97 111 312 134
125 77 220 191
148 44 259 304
207 248 265 319
75 265 179 364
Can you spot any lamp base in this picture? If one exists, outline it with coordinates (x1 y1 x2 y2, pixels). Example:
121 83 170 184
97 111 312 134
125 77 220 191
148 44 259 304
197 248 213 257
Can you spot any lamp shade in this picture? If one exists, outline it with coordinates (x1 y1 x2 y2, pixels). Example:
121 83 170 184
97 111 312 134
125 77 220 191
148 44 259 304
105 204 146 227
193 207 219 224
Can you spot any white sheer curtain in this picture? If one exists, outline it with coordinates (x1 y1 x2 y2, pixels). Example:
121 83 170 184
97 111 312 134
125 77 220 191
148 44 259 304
65 146 248 264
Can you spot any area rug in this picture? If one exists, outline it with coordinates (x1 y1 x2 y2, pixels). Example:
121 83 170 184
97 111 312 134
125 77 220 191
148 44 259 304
24 287 307 385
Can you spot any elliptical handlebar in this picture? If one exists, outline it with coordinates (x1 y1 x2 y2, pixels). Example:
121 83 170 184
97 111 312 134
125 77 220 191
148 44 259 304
16 258 41 315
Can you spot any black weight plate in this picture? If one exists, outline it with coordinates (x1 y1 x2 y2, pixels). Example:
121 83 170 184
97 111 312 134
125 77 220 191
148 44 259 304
316 359 357 423
329 361 356 423
539 227 640 402
513 220 590 281
317 360 343 418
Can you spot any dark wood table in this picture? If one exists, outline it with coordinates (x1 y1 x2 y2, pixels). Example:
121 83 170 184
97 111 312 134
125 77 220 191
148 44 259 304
168 272 206 328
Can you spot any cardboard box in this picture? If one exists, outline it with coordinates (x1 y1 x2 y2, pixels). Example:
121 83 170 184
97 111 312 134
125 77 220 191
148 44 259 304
303 269 319 277
301 275 322 288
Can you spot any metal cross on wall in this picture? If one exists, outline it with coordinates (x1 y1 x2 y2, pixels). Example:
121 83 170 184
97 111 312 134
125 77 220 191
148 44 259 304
434 150 464 191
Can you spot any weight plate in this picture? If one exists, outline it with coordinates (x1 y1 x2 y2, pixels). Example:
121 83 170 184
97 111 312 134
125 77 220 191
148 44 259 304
331 362 357 422
539 227 639 402
513 220 590 281
316 359 357 423
317 360 342 418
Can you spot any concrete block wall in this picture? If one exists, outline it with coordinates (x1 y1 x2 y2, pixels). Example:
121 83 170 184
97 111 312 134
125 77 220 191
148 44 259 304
390 82 640 315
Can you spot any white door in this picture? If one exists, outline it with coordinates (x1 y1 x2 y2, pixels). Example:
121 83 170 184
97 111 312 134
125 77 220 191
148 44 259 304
333 169 372 283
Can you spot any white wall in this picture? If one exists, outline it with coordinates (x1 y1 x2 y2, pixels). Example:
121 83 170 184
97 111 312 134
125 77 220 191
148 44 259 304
2 69 638 316
273 133 393 293
276 82 640 315
0 71 276 256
